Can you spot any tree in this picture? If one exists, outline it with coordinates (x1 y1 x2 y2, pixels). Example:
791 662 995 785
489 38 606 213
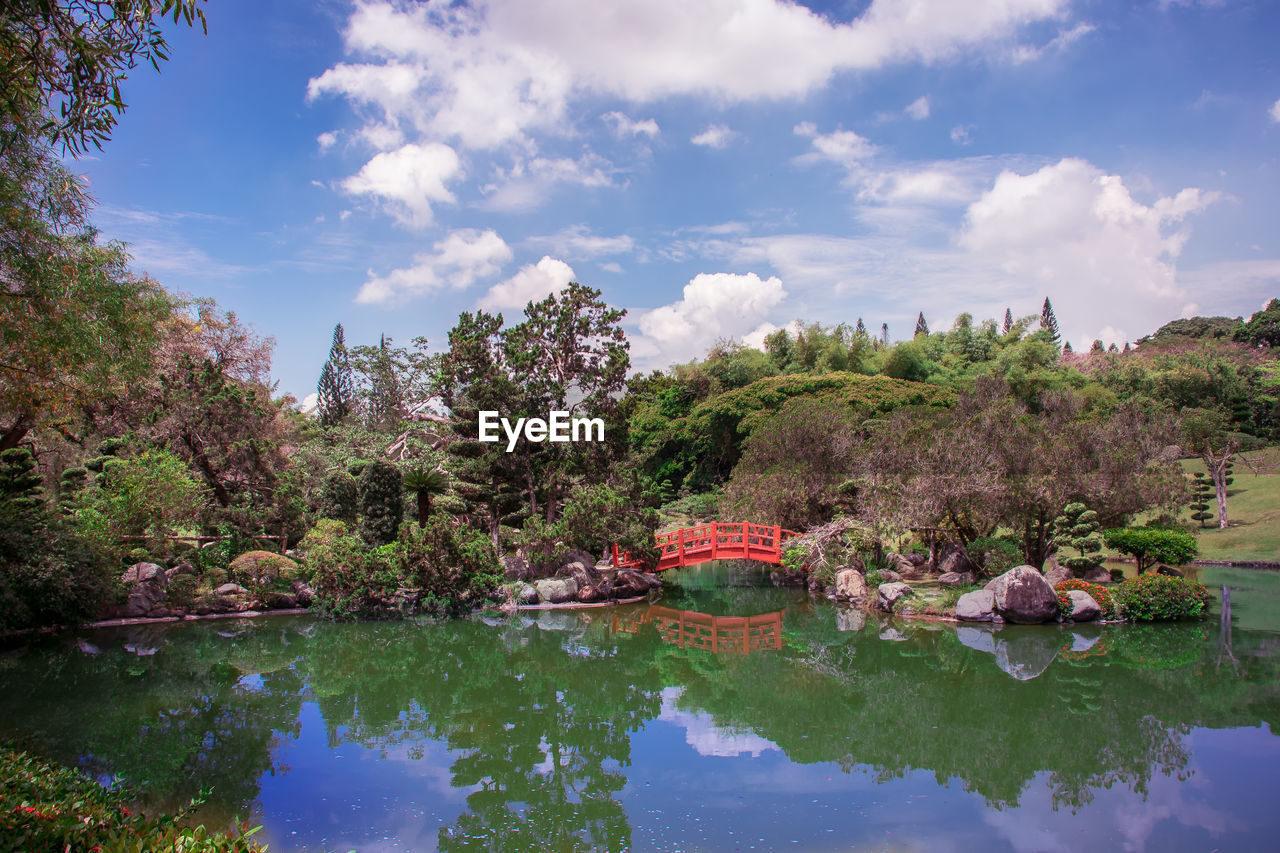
1002 308 1014 336
1179 407 1251 529
914 312 929 338
880 322 889 347
402 465 448 526
316 469 358 525
1104 527 1197 574
1039 297 1062 347
1050 502 1104 576
357 460 402 548
0 0 207 155
855 317 867 336
316 323 354 427
1233 298 1280 348
1188 472 1213 527
72 448 206 553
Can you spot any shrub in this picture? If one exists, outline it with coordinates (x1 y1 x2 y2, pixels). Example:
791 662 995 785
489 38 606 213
1103 527 1198 573
388 518 501 616
317 469 359 525
865 569 884 588
1051 502 1105 574
1054 579 1117 618
970 534 1021 577
358 460 403 548
1114 574 1211 621
167 574 200 608
0 746 266 852
297 519 378 617
228 550 300 590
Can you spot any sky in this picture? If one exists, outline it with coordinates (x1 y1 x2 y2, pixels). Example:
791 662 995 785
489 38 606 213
77 0 1280 402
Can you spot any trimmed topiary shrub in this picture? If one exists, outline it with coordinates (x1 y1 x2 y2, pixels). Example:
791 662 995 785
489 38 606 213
1055 578 1116 618
228 550 300 590
358 461 403 548
1114 573 1211 621
317 469 359 525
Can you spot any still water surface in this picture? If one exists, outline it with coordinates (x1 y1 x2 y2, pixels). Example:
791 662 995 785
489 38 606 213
2 563 1280 852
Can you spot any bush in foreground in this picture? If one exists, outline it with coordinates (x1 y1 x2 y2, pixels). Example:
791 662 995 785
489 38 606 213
0 746 266 852
1114 573 1211 621
1054 578 1117 619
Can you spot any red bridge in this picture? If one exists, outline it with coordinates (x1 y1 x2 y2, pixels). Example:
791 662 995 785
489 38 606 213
611 521 799 572
612 606 784 655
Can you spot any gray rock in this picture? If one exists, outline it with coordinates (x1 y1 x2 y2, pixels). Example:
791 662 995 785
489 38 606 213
502 553 531 581
955 590 996 622
1155 565 1184 578
877 569 903 584
905 553 928 567
515 582 539 605
291 580 316 607
831 568 869 601
265 591 298 610
994 630 1060 681
121 562 166 586
835 607 866 632
956 625 997 654
984 566 1059 624
1042 564 1072 588
165 562 196 580
535 577 579 604
938 571 976 588
577 584 605 603
558 560 601 591
1066 590 1101 622
215 582 250 596
877 581 913 612
1082 566 1113 584
937 550 974 576
886 553 915 573
614 570 660 598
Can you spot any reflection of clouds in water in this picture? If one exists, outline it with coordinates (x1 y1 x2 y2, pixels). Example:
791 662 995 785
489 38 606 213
658 686 780 758
982 756 1236 853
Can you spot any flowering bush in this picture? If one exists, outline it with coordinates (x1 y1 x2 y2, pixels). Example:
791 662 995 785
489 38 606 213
1114 573 1211 621
1054 579 1117 619
0 746 266 851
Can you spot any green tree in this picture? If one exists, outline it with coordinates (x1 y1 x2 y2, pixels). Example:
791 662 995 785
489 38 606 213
1039 297 1062 347
1233 298 1280 348
0 0 207 154
316 469 358 525
1179 407 1249 529
1103 527 1198 574
316 323 354 427
1002 308 1014 336
1050 502 1105 575
402 465 448 526
1188 471 1214 527
357 460 402 548
914 312 929 337
73 447 206 547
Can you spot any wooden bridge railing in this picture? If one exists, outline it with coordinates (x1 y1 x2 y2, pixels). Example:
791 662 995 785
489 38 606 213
612 521 798 572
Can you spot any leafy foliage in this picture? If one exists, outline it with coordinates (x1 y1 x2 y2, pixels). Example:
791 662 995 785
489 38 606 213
357 460 403 548
316 469 359 525
1234 298 1280 348
316 322 354 426
1103 527 1198 573
1054 578 1116 618
1050 502 1105 574
72 448 206 557
1113 574 1211 621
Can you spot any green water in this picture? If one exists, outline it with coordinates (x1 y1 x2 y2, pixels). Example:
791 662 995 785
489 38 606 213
2 563 1279 851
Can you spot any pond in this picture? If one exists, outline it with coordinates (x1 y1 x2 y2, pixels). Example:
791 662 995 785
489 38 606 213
3 562 1279 852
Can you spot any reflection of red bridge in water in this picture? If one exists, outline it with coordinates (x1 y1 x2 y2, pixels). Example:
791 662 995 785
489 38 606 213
612 606 785 655
611 521 799 572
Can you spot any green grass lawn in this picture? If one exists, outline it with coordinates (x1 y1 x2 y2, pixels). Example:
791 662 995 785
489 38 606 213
1175 446 1280 564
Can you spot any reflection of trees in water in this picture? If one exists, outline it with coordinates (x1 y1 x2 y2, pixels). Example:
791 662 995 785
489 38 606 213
3 603 1280 839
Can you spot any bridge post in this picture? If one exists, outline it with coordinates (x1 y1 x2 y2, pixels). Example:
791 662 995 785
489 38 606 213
774 525 781 561
678 526 686 567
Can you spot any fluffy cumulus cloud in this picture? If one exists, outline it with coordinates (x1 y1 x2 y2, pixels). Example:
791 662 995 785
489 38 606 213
634 272 786 364
958 158 1217 347
479 153 619 212
601 111 659 138
905 95 931 119
356 229 512 304
340 142 461 228
310 0 1068 152
478 256 576 310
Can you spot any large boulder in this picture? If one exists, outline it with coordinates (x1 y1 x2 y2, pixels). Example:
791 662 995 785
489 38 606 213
937 550 974 577
121 562 166 587
534 577 579 604
955 589 996 622
1155 564 1184 578
886 553 915 573
118 562 168 617
215 582 250 597
984 566 1059 624
513 582 538 605
264 591 298 610
1081 566 1113 584
938 571 976 588
165 562 197 580
1065 590 1101 622
614 570 660 598
577 584 606 603
877 582 914 613
291 579 316 607
557 560 602 591
502 553 531 581
830 568 869 601
877 569 903 584
1042 564 1072 588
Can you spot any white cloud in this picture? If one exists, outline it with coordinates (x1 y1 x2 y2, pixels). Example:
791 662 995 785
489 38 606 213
950 124 975 144
478 256 576 311
691 124 737 149
602 110 659 138
905 95 931 119
530 224 634 259
794 122 876 167
1007 21 1094 64
310 0 1069 151
356 229 512 304
480 153 619 212
1270 98 1280 123
317 130 339 151
340 143 461 228
959 158 1218 347
634 271 786 364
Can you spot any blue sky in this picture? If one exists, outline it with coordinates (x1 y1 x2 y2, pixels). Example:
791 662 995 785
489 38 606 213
78 0 1280 402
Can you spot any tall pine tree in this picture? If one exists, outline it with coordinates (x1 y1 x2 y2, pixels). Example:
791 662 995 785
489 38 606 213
1039 297 1062 346
855 317 866 335
914 312 929 337
1002 308 1014 336
316 323 354 426
880 322 889 346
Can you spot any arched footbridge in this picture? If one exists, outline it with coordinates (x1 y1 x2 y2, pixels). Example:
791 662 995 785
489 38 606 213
611 521 799 572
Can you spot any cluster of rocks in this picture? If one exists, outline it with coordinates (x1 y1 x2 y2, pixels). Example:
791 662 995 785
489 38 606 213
955 565 1102 624
111 556 313 621
502 551 662 607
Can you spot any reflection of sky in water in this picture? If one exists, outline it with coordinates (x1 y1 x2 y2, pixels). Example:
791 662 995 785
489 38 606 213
657 686 781 758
